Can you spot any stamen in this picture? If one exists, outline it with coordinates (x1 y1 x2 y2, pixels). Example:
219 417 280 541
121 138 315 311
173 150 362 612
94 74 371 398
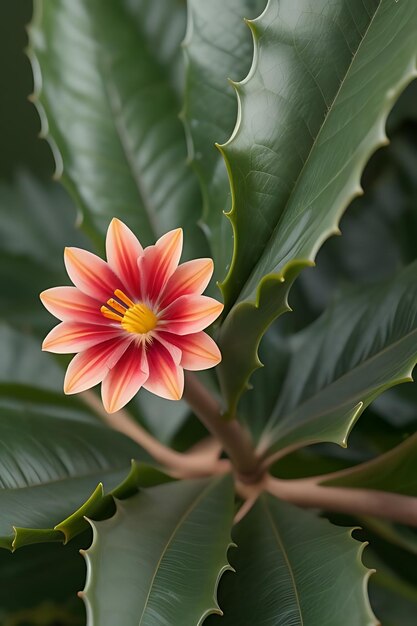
101 306 123 322
114 289 135 308
106 298 126 315
100 288 157 335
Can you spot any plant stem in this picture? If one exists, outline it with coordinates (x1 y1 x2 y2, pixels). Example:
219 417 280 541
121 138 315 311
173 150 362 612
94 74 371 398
266 475 417 526
81 390 230 478
183 373 261 482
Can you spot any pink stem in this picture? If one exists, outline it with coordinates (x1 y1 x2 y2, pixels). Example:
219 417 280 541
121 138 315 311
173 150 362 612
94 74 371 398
183 373 262 482
81 390 230 478
266 475 417 526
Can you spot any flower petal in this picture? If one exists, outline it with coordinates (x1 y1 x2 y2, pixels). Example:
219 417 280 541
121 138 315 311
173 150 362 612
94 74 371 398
42 322 124 354
64 247 120 302
64 337 132 395
154 335 182 365
101 343 149 413
139 228 183 304
106 218 143 298
158 331 221 371
40 287 106 324
144 341 184 401
160 295 224 335
159 258 214 308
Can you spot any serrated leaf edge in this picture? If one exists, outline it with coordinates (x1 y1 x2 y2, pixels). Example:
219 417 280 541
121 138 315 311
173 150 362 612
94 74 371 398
81 477 235 626
26 1 118 245
219 258 311 417
26 1 65 181
216 0 417 413
262 494 378 625
196 541 235 625
349 530 379 626
3 460 171 552
260 356 416 456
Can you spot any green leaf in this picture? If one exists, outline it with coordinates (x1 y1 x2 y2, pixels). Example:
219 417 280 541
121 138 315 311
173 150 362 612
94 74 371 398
258 262 417 456
0 323 64 392
298 126 417 326
238 324 291 443
216 0 417 415
322 431 417 496
182 0 265 277
82 476 234 626
208 494 376 626
29 0 207 260
0 409 157 550
0 173 87 335
0 323 101 425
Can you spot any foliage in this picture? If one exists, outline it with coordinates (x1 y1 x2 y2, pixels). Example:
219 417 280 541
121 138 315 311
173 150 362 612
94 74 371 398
1 0 417 624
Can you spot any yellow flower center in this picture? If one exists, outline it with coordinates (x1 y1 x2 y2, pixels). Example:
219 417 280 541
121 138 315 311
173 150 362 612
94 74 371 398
121 302 158 334
101 289 158 335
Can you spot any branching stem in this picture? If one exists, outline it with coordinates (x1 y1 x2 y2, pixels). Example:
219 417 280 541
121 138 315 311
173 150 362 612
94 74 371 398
183 373 262 482
266 475 417 527
84 387 417 527
81 390 229 478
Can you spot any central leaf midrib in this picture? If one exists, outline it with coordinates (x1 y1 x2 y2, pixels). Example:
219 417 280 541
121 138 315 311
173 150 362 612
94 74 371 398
262 496 304 625
271 325 417 439
232 0 382 307
88 0 186 242
137 478 220 626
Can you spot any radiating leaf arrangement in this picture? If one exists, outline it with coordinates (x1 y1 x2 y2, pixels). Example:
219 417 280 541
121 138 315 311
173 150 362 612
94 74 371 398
1 0 417 623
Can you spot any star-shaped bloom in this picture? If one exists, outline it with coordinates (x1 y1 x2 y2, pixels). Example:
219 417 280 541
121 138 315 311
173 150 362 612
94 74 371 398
41 219 223 413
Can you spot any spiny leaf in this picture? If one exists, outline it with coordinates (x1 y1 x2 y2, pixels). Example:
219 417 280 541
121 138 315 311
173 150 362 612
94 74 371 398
207 494 377 626
81 476 234 626
181 0 266 278
216 0 417 415
258 262 417 456
0 410 170 550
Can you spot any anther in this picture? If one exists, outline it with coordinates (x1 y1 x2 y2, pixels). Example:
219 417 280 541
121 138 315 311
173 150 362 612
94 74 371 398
114 289 135 308
100 306 123 322
106 298 126 315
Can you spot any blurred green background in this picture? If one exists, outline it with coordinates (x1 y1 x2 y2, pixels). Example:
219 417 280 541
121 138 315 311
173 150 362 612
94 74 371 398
0 2 53 179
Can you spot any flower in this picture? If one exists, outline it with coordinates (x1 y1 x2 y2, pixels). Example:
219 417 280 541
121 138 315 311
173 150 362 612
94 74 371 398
40 219 223 413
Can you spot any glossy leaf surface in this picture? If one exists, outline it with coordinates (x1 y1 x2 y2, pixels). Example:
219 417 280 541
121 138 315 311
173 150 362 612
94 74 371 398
259 262 417 456
208 495 376 625
29 0 207 260
0 410 152 550
216 0 417 414
82 476 234 626
182 0 265 277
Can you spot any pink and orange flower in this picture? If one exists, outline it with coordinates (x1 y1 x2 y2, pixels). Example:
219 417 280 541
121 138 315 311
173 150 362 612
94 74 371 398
40 219 223 413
